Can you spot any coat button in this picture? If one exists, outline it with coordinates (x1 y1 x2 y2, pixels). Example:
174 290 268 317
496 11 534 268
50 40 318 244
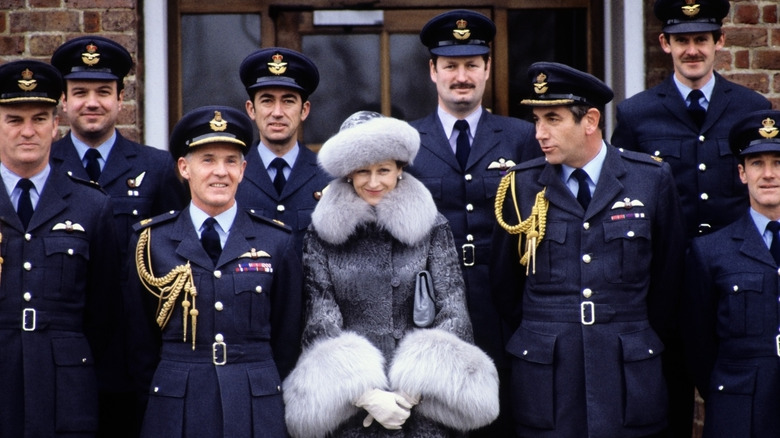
214 301 224 311
626 231 635 238
277 205 285 212
23 292 31 301
154 387 159 393
24 233 31 241
718 385 724 391
582 254 592 263
583 222 590 230
648 349 654 355
466 204 474 212
698 163 706 172
699 135 705 142
465 174 472 181
391 277 401 287
67 248 74 255
133 209 139 216
582 288 592 298
653 150 660 156
214 270 222 278
23 262 31 271
700 193 709 201
255 286 263 293
215 333 224 342
732 285 739 292
466 234 474 242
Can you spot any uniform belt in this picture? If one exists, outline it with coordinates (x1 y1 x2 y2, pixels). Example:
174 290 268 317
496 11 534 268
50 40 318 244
161 341 273 365
522 303 647 325
718 338 780 358
461 244 491 267
0 309 82 331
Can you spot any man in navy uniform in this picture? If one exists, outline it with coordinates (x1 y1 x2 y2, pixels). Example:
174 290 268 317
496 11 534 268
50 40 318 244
684 109 780 437
236 48 330 256
126 106 302 437
0 60 120 437
407 11 541 435
492 62 685 437
50 35 188 437
610 2 770 434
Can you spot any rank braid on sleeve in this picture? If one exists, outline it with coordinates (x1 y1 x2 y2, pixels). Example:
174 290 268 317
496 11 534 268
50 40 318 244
135 227 199 350
494 171 549 275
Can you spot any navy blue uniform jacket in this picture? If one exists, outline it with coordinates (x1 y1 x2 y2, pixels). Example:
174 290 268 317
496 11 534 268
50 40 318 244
0 169 120 437
492 145 685 437
611 73 771 239
236 144 330 257
126 207 302 438
407 109 541 366
684 212 780 437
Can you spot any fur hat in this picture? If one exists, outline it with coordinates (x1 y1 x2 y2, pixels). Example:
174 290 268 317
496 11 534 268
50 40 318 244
318 114 420 178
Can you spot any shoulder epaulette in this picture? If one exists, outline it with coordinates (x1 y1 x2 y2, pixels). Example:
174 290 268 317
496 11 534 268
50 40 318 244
616 147 664 167
246 209 292 232
132 210 180 231
512 156 547 171
66 171 107 193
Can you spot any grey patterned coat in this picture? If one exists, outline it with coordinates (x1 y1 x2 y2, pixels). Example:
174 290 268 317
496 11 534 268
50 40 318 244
283 174 499 438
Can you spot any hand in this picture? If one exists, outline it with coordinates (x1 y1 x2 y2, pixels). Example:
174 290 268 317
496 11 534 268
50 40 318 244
394 390 421 407
355 388 413 430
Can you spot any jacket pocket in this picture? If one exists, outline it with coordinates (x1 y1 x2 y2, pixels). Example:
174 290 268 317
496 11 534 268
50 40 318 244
142 365 189 437
603 219 652 284
715 272 764 336
232 272 273 335
506 325 556 429
43 235 90 301
704 364 756 438
536 221 567 284
52 337 98 432
620 328 668 426
248 365 286 436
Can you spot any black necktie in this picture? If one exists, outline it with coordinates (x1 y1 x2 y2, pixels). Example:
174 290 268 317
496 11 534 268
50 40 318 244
201 217 222 265
16 178 34 229
572 168 591 210
270 158 287 195
767 221 780 266
454 120 470 170
687 89 706 128
84 148 102 182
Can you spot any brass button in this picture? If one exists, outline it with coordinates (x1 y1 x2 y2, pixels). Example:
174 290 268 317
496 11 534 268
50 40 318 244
582 254 592 264
582 288 592 298
214 270 222 279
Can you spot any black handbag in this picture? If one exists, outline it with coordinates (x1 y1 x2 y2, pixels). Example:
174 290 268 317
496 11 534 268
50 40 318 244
413 270 436 327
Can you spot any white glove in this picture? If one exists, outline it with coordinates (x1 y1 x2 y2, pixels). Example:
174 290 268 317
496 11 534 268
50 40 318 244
354 388 413 430
393 390 421 407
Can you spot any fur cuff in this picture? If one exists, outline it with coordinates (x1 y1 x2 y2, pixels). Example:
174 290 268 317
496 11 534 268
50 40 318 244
388 329 499 431
283 332 387 438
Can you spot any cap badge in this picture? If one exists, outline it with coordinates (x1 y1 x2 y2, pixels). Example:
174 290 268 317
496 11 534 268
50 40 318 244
453 19 471 41
682 0 701 17
533 72 549 95
209 111 228 132
759 118 779 139
17 68 37 92
81 43 100 66
268 53 288 75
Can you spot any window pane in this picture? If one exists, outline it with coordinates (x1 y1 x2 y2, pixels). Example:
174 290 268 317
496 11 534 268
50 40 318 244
302 34 381 145
181 14 261 114
508 9 587 119
390 34 437 122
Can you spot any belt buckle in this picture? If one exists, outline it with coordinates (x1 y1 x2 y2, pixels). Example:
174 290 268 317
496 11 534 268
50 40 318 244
212 341 227 366
462 243 475 267
581 301 595 325
22 308 36 331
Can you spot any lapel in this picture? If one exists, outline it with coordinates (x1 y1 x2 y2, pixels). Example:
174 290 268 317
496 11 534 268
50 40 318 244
242 146 278 200
538 163 582 218
172 208 215 270
417 113 461 172
51 134 90 180
27 170 71 232
219 210 257 266
466 109 500 170
281 146 318 198
98 132 134 187
587 146 626 219
735 213 777 268
658 75 699 131
700 72 731 133
0 178 25 232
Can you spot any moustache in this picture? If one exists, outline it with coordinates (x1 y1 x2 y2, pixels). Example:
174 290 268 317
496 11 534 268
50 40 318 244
450 83 475 90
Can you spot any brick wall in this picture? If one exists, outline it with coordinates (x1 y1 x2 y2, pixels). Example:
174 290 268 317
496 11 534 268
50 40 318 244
645 0 780 109
0 0 141 142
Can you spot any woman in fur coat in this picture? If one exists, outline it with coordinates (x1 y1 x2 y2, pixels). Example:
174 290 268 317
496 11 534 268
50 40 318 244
283 112 499 438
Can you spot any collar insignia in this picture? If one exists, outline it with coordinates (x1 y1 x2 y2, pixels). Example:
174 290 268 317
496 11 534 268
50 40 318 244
127 171 146 188
238 248 272 259
453 19 470 40
268 53 288 75
759 118 779 139
81 43 100 66
682 0 701 17
52 220 86 232
17 68 37 92
209 111 227 132
533 72 548 95
611 198 645 210
487 158 517 172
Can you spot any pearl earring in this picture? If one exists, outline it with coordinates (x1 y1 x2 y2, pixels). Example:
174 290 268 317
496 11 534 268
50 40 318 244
346 177 353 183
398 174 403 180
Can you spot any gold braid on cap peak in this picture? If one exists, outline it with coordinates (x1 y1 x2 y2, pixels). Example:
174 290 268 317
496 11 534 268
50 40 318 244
136 228 199 350
494 172 548 275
